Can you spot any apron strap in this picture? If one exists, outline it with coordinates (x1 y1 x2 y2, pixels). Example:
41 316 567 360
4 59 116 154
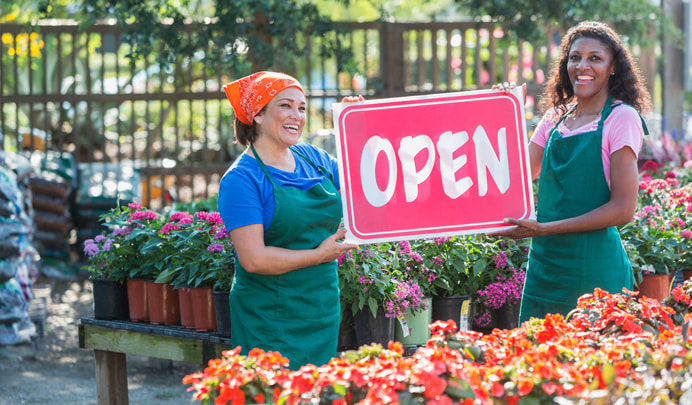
249 143 278 187
609 102 650 136
289 146 338 186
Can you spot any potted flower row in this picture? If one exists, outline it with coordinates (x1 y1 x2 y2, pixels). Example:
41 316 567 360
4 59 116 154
619 160 692 300
337 234 530 349
83 202 235 336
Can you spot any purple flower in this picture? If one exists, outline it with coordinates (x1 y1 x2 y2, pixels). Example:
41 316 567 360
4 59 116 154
112 227 132 237
84 242 99 257
94 235 106 243
102 238 113 252
207 243 224 253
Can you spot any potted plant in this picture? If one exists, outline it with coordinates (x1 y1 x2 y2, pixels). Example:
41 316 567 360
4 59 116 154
338 243 396 347
620 178 681 301
416 236 475 331
100 202 162 322
468 235 528 333
387 240 436 346
82 234 129 320
156 211 233 332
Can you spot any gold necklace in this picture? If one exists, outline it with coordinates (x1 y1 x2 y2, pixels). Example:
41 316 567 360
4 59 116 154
565 106 602 121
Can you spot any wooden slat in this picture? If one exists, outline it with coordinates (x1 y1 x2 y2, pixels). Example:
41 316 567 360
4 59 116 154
82 324 206 363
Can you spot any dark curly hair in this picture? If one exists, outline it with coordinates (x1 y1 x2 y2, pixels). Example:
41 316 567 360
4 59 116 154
541 21 652 116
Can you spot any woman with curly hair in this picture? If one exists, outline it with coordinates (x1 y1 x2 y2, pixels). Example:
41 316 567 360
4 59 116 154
494 21 652 323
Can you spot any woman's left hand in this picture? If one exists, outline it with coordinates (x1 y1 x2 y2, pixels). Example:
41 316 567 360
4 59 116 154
490 218 542 239
341 95 364 103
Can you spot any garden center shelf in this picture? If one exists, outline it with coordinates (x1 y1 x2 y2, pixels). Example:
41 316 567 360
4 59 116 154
78 317 233 405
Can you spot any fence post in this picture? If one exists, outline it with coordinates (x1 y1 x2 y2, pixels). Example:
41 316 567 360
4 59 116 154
380 21 404 97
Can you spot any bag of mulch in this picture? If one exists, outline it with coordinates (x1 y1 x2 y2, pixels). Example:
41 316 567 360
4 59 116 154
0 278 27 326
0 260 14 283
1 151 34 183
0 166 21 217
29 172 70 201
0 220 30 259
33 210 72 233
32 193 68 215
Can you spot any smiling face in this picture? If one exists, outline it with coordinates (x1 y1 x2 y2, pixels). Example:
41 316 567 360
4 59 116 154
567 37 615 103
254 87 306 147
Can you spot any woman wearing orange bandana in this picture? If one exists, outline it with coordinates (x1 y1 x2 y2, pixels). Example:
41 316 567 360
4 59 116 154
218 71 361 369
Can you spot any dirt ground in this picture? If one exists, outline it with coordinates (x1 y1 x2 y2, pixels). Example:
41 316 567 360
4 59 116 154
0 273 202 405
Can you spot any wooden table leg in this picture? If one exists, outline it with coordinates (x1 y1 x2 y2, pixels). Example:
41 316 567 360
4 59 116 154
94 349 129 405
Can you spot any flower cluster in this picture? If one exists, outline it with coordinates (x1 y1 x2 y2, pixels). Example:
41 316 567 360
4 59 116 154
82 233 127 281
155 210 235 289
621 160 692 280
185 288 692 405
383 280 425 319
663 278 692 325
83 201 235 291
473 265 526 327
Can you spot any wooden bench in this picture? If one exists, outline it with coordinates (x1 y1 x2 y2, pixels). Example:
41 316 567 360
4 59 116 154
78 317 233 405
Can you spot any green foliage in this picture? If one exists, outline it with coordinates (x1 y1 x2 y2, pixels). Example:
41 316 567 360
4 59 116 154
453 0 672 46
38 0 356 74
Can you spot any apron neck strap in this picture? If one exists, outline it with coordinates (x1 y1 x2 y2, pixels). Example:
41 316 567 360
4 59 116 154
249 143 278 187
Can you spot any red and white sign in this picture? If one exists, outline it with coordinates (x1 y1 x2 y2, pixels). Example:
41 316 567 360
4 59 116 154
331 88 534 244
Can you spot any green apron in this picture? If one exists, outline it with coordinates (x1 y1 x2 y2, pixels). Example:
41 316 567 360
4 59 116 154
229 144 343 369
519 97 647 323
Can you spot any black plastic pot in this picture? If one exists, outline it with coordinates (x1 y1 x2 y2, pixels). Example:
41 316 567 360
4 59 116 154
92 278 129 320
337 310 358 352
352 305 394 347
212 290 231 338
432 295 475 331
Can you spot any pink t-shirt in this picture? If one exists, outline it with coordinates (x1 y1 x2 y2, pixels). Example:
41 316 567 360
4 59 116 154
530 102 644 188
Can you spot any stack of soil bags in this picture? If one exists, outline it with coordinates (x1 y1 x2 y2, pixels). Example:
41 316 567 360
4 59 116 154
0 152 39 345
26 150 77 262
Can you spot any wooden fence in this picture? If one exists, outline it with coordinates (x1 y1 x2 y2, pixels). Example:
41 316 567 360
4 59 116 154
0 19 658 208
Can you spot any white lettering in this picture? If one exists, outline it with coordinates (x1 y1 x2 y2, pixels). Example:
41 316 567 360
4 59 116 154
398 135 436 202
473 126 509 196
360 136 398 207
437 130 473 199
357 126 510 206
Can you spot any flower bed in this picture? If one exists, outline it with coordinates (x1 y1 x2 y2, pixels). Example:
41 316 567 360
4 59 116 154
183 285 692 404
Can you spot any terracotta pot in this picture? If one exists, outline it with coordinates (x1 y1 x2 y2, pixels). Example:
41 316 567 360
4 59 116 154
126 278 149 322
177 287 195 329
683 270 692 282
190 286 217 332
637 274 673 301
147 281 180 325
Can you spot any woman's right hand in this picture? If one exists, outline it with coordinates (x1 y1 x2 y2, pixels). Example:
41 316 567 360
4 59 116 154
316 228 358 263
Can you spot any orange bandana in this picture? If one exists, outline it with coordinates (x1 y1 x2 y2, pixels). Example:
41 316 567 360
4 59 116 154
223 71 305 125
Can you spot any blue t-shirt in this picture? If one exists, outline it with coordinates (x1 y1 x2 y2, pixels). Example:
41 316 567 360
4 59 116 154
218 143 340 232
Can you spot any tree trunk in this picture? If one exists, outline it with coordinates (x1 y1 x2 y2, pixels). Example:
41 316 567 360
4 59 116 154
661 0 685 136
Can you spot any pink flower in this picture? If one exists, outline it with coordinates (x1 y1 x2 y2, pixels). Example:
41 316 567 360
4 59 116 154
159 222 180 234
169 211 192 222
197 211 224 225
128 202 142 210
